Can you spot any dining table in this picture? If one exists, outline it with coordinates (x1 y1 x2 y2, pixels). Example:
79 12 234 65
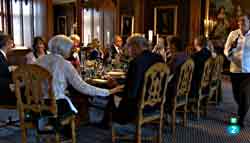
81 60 128 127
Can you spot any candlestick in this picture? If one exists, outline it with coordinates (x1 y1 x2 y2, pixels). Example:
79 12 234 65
148 30 153 43
87 32 91 44
97 26 100 40
107 31 110 45
156 34 159 44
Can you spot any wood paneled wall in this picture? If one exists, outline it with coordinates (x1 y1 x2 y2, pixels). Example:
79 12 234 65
53 2 76 36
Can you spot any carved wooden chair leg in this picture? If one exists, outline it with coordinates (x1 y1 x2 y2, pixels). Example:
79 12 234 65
21 127 27 143
71 118 76 143
112 126 116 143
204 98 209 117
172 109 176 136
55 132 60 143
197 100 200 121
183 105 187 127
158 116 163 143
135 124 141 143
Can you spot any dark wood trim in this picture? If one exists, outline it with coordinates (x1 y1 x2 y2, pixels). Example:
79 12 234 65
7 0 12 35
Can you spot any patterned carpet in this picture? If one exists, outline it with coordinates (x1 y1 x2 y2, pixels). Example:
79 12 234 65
0 80 250 143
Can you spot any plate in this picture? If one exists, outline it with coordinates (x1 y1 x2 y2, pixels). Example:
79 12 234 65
106 71 126 76
90 78 108 84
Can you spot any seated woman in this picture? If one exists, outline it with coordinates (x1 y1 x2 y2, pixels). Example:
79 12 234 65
67 34 81 72
189 36 211 98
88 39 102 60
152 37 168 62
165 36 189 112
26 36 48 64
35 35 122 136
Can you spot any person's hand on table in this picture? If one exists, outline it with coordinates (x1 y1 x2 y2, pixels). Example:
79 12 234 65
109 85 125 95
105 75 119 88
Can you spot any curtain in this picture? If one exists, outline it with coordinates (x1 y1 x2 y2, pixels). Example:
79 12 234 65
82 8 114 47
33 0 46 37
11 0 50 47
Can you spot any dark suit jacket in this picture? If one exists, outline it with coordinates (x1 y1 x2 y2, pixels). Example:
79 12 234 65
113 50 164 124
190 48 211 97
0 51 12 96
167 52 189 98
110 44 120 59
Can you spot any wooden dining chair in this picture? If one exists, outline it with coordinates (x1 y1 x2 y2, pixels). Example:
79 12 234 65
170 58 194 136
112 63 170 143
189 57 214 120
12 64 76 143
209 55 224 105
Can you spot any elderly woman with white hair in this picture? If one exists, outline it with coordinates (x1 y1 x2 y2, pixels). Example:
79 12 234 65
36 35 122 119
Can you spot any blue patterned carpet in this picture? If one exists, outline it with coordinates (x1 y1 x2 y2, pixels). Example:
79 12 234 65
0 80 249 143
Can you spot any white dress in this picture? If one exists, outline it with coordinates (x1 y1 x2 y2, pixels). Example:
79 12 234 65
36 54 110 113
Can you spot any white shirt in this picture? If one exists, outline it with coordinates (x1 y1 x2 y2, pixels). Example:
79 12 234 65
36 54 110 113
0 49 7 59
242 34 250 72
114 44 120 54
224 29 250 72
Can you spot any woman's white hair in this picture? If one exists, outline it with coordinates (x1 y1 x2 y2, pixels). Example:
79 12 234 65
48 35 73 58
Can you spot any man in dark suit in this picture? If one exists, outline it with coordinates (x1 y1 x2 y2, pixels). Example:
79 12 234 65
112 34 164 124
0 34 15 104
110 35 123 59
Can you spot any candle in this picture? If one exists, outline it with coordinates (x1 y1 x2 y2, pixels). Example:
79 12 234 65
148 30 153 42
107 31 110 45
142 34 145 38
88 32 91 44
156 34 159 44
97 26 100 39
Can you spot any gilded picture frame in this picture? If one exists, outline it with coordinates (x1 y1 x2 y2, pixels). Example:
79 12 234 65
121 15 134 36
154 6 178 36
57 16 67 35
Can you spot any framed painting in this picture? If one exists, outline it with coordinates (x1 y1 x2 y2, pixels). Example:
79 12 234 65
154 6 178 36
121 15 134 36
57 16 67 35
206 0 242 38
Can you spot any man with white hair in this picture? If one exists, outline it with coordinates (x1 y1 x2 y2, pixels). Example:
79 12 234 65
112 34 164 124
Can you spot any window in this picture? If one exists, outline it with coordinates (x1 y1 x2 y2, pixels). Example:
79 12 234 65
82 8 114 47
83 9 92 46
12 0 33 47
0 0 47 47
0 0 8 33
